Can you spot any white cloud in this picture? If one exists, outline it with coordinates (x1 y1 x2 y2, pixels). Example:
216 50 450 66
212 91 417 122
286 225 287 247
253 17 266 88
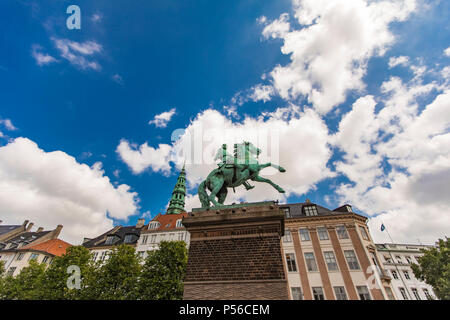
148 108 176 128
444 47 450 57
248 84 275 102
31 45 57 66
0 118 17 131
333 69 450 244
91 14 102 23
388 55 410 68
52 38 102 71
0 138 139 244
116 139 172 175
258 0 417 114
119 107 333 204
112 74 124 85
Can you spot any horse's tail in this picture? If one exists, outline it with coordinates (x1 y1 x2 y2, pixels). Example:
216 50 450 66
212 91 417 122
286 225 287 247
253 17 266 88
198 180 210 208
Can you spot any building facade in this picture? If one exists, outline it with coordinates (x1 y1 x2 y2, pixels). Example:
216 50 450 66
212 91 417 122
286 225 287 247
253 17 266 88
376 243 437 300
136 212 190 260
0 221 68 277
280 201 395 300
82 219 146 262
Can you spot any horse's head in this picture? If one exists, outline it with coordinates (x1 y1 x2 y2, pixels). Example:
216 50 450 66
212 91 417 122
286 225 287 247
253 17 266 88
246 141 261 157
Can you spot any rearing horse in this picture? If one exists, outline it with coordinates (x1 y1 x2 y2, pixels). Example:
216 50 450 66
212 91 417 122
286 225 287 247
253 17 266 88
198 142 286 208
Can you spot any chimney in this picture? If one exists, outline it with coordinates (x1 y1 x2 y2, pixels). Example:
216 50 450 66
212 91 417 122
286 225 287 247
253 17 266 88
36 226 43 232
52 225 63 238
26 222 34 232
136 219 145 228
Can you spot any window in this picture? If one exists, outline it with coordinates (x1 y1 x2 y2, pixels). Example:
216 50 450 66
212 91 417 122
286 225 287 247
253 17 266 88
334 287 347 300
176 219 183 228
312 287 324 300
124 234 134 243
148 221 160 229
317 227 329 240
291 287 303 300
92 252 98 261
357 286 371 300
283 230 292 242
141 235 148 244
385 287 395 300
151 235 157 243
405 256 412 264
304 252 318 271
403 270 411 280
7 267 16 276
399 287 408 300
299 228 310 241
285 253 297 272
29 253 39 261
391 270 398 279
42 256 50 263
105 235 115 245
411 288 420 300
359 226 369 240
323 251 338 271
304 205 318 216
344 250 360 270
99 251 108 261
16 253 25 261
336 226 349 239
178 233 184 241
346 205 353 212
423 289 432 300
395 255 402 263
283 207 291 218
384 255 392 263
138 251 145 258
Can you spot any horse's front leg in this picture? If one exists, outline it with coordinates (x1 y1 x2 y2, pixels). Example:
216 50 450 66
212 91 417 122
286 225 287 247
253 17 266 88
251 175 285 193
259 162 286 172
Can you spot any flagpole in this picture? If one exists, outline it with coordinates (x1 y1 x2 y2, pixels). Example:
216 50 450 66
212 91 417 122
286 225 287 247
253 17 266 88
381 221 413 300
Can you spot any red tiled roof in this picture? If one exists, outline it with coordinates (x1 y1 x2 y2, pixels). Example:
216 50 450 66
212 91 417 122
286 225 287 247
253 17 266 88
20 239 72 256
143 212 187 232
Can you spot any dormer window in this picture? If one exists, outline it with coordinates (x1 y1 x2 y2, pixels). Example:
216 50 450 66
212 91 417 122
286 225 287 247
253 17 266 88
148 221 160 230
346 205 352 212
124 234 134 243
303 205 318 216
176 219 183 228
282 207 291 218
105 235 116 245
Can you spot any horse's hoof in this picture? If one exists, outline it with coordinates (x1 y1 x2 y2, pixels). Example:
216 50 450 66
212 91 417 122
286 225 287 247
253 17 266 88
279 167 286 172
278 189 285 193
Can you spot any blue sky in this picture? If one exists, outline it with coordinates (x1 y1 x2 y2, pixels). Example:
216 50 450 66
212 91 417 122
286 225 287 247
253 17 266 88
0 0 449 244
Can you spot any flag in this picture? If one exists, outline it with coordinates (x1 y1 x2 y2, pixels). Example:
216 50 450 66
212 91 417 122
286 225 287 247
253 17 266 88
381 223 386 231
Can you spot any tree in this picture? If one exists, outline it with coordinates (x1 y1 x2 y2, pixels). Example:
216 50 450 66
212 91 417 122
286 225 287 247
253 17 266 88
0 260 46 299
41 245 97 299
94 244 141 300
411 238 450 300
138 241 187 300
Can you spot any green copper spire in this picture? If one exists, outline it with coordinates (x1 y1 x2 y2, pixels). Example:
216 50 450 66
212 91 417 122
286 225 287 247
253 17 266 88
167 163 186 214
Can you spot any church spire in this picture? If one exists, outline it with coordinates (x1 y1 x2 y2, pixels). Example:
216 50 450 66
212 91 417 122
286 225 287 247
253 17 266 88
167 163 186 214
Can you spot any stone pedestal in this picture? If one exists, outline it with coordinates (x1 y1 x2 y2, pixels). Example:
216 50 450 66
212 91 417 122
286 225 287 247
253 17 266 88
182 201 289 300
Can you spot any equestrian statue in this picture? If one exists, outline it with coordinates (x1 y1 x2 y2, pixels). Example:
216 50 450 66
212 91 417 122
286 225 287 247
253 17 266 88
198 142 286 208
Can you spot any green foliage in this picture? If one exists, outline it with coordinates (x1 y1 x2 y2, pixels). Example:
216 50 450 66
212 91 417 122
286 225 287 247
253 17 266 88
139 241 187 300
94 244 141 300
411 238 450 300
41 245 97 299
0 242 188 300
0 260 46 299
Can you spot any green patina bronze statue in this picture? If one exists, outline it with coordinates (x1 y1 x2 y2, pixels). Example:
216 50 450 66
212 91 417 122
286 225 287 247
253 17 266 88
198 142 286 208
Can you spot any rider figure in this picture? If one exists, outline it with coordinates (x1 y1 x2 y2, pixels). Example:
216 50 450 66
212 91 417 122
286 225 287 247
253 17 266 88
215 143 255 190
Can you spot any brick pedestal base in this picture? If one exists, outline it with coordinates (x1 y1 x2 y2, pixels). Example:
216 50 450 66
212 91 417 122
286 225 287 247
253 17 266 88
182 202 289 300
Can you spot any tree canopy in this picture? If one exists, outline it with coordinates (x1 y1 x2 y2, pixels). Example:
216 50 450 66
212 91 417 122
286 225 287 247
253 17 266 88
0 242 188 300
411 238 450 300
